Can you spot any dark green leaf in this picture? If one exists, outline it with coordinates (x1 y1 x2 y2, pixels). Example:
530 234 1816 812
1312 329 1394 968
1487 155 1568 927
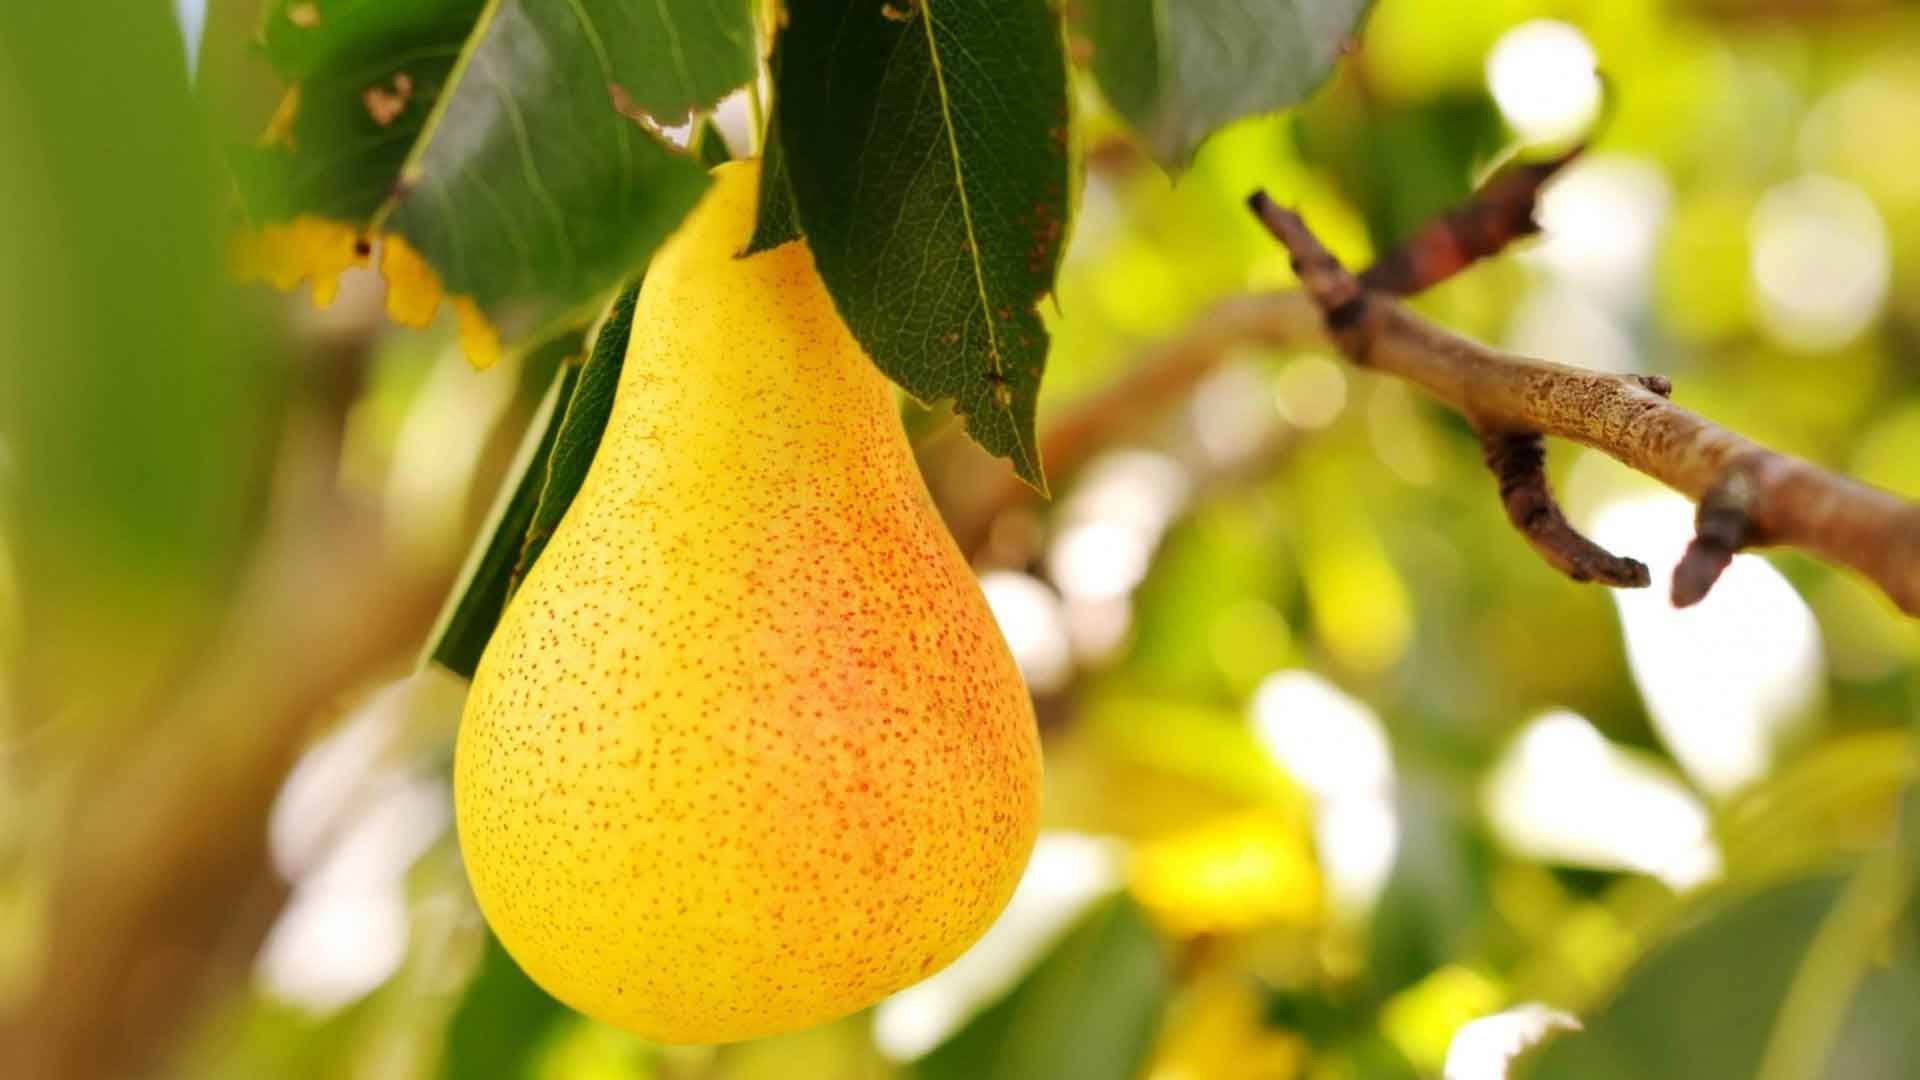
1526 874 1848 1080
743 107 799 254
1294 89 1505 250
1078 0 1375 168
235 0 483 223
426 356 577 679
767 0 1072 491
260 0 484 78
511 283 637 587
437 934 566 1080
239 1 754 344
917 895 1168 1080
696 116 734 169
377 0 752 338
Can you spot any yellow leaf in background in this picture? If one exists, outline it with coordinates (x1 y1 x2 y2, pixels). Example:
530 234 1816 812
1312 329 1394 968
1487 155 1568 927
227 215 366 308
1379 964 1507 1075
452 296 502 371
260 84 300 149
1145 970 1309 1080
1131 809 1322 938
378 233 443 328
1294 462 1413 676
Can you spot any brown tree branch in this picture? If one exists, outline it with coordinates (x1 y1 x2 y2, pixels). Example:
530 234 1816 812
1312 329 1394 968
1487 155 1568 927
1246 195 1920 614
1360 146 1583 297
1480 430 1651 587
939 148 1918 615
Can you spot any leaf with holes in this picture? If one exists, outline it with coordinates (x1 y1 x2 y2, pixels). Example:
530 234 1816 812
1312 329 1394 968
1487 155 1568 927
233 0 485 224
374 0 749 344
233 0 752 360
1077 0 1374 168
764 0 1072 492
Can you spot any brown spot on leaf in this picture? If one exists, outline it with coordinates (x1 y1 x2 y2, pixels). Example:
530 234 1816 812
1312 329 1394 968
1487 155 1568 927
987 373 1013 409
362 72 414 128
880 1 918 22
608 83 683 139
286 2 320 29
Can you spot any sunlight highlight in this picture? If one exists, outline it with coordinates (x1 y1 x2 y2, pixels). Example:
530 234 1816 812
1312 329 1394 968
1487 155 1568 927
1252 671 1398 913
1444 1003 1582 1080
1591 493 1825 798
1043 449 1193 665
978 571 1073 695
1487 21 1602 145
872 832 1125 1062
1272 354 1348 430
1530 155 1673 311
1485 710 1720 891
257 672 465 1012
1750 174 1889 350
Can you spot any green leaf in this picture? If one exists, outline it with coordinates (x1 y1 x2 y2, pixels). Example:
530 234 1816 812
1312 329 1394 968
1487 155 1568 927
235 0 486 223
1077 0 1375 168
1525 874 1849 1080
765 0 1073 491
743 110 799 254
375 0 752 338
510 283 636 587
1294 88 1504 250
0 0 284 707
1367 772 1495 1002
695 116 734 169
917 895 1169 1080
438 934 567 1080
425 357 574 679
238 0 753 345
260 0 484 78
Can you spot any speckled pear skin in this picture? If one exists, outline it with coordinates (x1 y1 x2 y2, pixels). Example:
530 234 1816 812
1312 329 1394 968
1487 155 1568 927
453 160 1042 1045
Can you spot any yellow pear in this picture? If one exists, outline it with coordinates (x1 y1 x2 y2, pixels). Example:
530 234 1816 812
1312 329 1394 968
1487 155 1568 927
454 159 1042 1044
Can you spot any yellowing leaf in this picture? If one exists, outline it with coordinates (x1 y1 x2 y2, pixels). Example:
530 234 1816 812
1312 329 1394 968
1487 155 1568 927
230 216 509 372
1130 809 1321 937
1379 964 1507 1074
377 233 500 369
227 214 365 308
452 296 502 371
378 233 443 328
1145 971 1310 1080
261 84 300 149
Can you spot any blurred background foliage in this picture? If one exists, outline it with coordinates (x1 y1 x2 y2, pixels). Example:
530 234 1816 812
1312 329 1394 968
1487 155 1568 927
5 0 1920 1078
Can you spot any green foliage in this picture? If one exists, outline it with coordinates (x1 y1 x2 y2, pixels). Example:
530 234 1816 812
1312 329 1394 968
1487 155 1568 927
511 286 636 585
374 1 730 336
1527 875 1847 1079
1294 86 1506 250
759 0 1072 490
13 1 1920 1078
427 349 577 679
918 896 1169 1080
237 0 482 222
439 937 567 1080
1077 0 1376 168
0 0 282 703
238 0 745 339
426 280 637 678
